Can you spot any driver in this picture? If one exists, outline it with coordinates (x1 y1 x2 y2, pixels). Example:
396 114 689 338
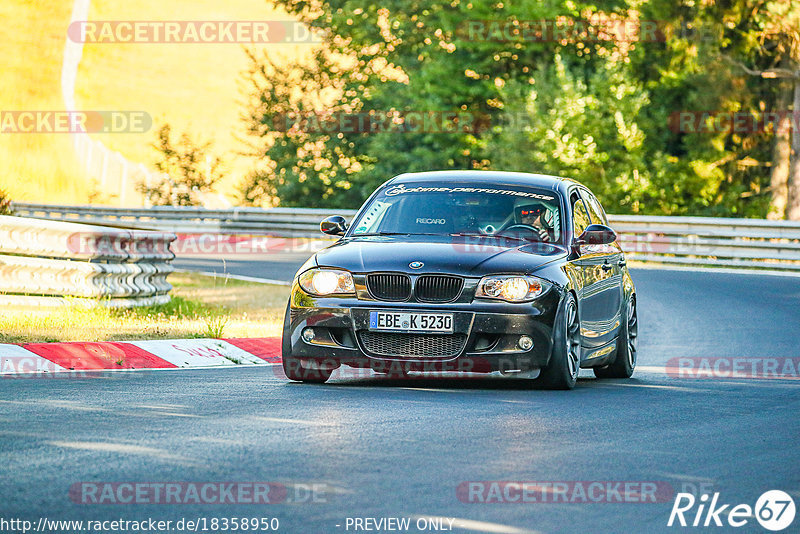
519 206 553 242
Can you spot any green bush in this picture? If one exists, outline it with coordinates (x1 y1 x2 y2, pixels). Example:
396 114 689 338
0 188 13 215
137 124 223 206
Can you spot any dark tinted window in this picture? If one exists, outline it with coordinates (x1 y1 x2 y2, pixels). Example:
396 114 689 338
572 195 591 237
350 182 563 244
581 189 608 225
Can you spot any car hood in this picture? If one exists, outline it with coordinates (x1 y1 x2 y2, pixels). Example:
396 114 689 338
313 235 567 276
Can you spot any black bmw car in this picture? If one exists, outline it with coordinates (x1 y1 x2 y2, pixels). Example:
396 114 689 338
282 170 637 389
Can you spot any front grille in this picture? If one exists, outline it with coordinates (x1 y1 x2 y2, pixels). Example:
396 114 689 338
358 331 467 358
415 275 463 302
367 273 411 301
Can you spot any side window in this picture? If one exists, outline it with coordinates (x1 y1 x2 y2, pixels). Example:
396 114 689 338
572 195 591 237
581 190 609 225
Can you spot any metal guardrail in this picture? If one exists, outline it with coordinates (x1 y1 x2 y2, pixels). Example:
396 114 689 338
0 215 177 307
14 203 355 237
11 203 800 273
611 215 800 272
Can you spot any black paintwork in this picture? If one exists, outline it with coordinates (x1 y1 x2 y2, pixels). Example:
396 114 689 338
284 171 635 374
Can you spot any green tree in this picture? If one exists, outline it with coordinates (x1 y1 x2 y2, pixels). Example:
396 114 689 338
721 0 800 219
243 0 622 207
139 124 224 206
0 188 13 215
489 54 660 213
630 0 792 217
243 0 794 217
240 47 376 208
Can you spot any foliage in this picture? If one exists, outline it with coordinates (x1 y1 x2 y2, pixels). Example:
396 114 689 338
489 54 660 214
241 0 798 217
240 48 375 208
0 273 289 343
242 0 617 208
0 188 13 215
138 124 224 206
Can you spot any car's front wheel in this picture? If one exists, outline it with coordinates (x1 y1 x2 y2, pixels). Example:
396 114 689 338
593 295 637 379
538 293 580 390
282 357 332 383
281 303 332 384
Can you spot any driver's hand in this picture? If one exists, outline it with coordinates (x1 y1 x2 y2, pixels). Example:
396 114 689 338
537 227 551 242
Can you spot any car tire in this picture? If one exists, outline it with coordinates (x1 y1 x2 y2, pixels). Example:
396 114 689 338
538 293 580 390
281 303 332 384
282 357 332 383
593 295 637 379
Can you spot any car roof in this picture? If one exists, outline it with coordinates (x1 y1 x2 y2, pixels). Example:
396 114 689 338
388 170 581 195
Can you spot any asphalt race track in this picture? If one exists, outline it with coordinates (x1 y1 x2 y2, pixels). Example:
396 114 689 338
2 255 799 533
174 253 308 284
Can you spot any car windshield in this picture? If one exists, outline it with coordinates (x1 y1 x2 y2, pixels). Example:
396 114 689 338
349 181 563 244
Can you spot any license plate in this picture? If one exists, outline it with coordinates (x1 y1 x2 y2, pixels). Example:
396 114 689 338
369 311 453 333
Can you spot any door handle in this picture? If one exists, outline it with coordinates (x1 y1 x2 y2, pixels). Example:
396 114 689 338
618 259 626 267
601 262 612 272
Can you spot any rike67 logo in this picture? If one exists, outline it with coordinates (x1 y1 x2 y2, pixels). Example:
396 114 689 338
668 490 795 531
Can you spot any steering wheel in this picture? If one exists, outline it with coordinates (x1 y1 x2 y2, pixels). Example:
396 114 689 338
497 224 540 237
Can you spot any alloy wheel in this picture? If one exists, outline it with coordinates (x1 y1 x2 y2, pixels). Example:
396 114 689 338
565 300 581 379
626 298 638 369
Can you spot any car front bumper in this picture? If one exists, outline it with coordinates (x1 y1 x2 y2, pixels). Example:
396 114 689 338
283 283 563 374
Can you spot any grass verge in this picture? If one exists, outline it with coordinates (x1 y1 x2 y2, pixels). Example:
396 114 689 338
0 271 289 344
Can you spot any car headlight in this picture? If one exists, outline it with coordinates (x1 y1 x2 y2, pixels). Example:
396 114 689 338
298 268 355 296
476 275 551 302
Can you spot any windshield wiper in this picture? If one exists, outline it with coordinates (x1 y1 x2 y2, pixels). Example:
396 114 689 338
354 232 410 236
353 232 440 237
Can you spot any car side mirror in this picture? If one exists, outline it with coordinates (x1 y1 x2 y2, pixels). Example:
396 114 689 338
576 224 617 245
320 215 349 236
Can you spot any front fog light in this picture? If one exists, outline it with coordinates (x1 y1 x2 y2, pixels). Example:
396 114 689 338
518 335 534 351
302 328 315 342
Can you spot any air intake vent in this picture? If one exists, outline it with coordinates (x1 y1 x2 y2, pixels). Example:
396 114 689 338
358 331 467 358
414 275 463 303
366 273 411 301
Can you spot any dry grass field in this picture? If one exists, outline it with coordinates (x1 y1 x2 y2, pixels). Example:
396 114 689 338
0 0 315 206
0 272 289 343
